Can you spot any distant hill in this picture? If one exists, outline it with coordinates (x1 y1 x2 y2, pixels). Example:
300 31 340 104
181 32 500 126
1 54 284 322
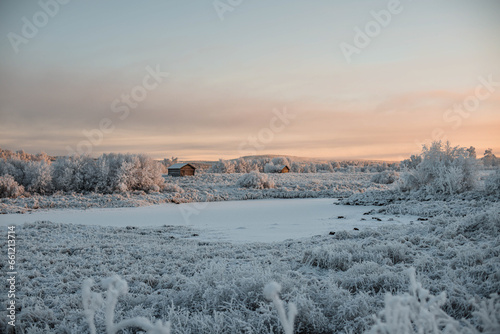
238 154 325 163
238 155 400 164
179 155 400 167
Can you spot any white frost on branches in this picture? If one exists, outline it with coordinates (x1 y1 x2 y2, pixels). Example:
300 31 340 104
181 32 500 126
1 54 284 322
83 275 171 334
264 281 297 334
367 268 500 334
237 171 275 189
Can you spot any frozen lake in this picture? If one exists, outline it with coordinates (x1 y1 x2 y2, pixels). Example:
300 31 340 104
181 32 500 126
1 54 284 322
0 198 418 243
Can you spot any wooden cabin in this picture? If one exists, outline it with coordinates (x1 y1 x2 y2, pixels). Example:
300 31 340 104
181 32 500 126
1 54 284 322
278 165 290 173
167 163 196 177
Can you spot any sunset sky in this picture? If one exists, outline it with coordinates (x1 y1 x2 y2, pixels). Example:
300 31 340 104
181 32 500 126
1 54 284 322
1 0 499 161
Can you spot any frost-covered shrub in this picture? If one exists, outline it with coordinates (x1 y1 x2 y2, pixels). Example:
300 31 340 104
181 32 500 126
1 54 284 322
485 169 500 194
371 171 400 184
303 241 412 272
0 174 25 198
162 182 183 193
237 171 275 189
367 268 500 334
399 141 478 195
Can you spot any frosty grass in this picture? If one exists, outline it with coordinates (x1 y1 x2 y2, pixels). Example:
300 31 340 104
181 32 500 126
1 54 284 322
0 172 499 333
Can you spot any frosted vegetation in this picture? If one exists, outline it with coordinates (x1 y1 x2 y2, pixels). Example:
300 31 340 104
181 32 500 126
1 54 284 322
1 142 499 332
1 142 499 214
342 142 499 217
1 207 498 333
237 171 275 189
1 173 387 213
399 142 478 195
0 153 165 196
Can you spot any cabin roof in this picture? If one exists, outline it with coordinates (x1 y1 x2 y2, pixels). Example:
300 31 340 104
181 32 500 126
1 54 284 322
167 163 195 170
278 165 289 170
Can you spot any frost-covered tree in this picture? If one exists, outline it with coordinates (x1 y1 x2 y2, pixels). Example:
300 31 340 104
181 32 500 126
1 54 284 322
482 148 498 167
291 162 302 173
399 141 478 195
132 154 165 192
24 160 52 194
103 154 164 193
466 146 476 159
0 152 165 196
0 158 52 194
271 157 290 167
234 158 250 173
52 155 99 192
210 159 234 173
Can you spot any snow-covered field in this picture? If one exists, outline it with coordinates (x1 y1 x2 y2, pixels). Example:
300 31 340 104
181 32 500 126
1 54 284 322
1 206 499 333
1 170 499 333
1 199 420 243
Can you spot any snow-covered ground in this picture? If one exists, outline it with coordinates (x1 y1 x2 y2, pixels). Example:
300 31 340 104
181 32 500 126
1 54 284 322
1 206 498 333
0 169 498 333
0 198 420 243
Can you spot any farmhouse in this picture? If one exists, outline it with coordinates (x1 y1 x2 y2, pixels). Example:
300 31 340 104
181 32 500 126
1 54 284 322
167 163 196 177
278 165 290 173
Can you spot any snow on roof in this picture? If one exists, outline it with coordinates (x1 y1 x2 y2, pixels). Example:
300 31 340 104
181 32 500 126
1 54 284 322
278 165 289 170
167 163 194 169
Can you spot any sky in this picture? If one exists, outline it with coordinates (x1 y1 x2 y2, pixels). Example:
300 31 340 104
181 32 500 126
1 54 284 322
0 0 499 161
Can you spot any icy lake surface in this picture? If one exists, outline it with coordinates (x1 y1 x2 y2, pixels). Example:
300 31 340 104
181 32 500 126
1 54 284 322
0 198 419 243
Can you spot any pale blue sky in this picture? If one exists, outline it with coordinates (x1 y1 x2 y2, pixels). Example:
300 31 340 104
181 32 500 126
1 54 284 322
1 0 499 160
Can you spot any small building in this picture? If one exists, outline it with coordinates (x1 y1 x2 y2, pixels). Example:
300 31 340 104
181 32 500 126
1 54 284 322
167 163 196 177
278 165 290 173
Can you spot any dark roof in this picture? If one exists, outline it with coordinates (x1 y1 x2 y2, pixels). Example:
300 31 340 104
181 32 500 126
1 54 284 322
167 163 196 170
